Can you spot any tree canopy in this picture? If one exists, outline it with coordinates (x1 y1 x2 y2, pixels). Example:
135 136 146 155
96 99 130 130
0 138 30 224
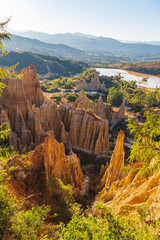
128 112 160 166
0 18 11 55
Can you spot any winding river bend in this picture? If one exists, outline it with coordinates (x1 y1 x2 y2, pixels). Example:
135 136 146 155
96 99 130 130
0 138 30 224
96 68 160 89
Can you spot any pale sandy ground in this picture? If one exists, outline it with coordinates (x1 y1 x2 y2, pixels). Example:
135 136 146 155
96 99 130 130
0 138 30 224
43 92 54 99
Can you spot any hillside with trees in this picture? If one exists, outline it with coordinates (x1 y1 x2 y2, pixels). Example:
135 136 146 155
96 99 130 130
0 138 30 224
0 51 89 76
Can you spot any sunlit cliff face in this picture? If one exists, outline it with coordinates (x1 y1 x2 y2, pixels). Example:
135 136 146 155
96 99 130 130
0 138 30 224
98 130 160 215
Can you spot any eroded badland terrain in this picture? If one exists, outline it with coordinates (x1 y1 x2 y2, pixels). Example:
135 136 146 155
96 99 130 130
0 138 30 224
0 63 160 239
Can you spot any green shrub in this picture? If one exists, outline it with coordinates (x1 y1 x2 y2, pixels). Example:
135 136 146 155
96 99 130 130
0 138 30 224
0 185 15 238
130 89 146 106
47 176 79 223
57 202 160 240
64 93 78 102
51 94 62 103
145 92 158 107
13 205 50 240
127 112 160 165
87 93 100 102
107 87 124 106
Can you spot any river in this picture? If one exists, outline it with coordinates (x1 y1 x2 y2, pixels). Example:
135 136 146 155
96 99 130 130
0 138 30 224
96 68 160 89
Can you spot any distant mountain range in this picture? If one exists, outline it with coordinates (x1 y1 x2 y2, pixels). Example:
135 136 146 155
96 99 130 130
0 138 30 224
10 30 160 46
149 41 160 46
8 30 160 60
120 40 160 45
0 51 89 75
3 34 84 60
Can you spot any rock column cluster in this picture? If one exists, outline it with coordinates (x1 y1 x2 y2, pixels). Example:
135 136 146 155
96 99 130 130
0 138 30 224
0 65 110 156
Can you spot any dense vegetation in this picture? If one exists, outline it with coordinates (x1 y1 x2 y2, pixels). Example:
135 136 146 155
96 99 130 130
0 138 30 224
41 76 76 91
128 112 160 166
40 68 95 92
106 78 160 108
57 202 160 240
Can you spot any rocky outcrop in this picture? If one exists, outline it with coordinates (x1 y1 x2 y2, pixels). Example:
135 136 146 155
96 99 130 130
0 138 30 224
74 94 125 123
21 65 44 107
111 98 126 123
29 136 84 194
101 130 125 189
7 136 84 206
0 66 59 150
0 65 110 155
98 131 160 214
59 105 110 155
33 102 62 141
98 160 160 214
0 76 44 150
94 97 108 119
74 94 95 111
74 94 109 120
76 71 107 91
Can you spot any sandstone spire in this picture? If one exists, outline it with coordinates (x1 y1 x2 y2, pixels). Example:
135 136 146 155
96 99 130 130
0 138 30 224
101 129 125 188
111 98 126 123
21 65 44 107
74 93 94 110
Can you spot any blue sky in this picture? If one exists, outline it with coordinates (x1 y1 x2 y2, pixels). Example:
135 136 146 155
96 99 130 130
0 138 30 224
1 0 160 41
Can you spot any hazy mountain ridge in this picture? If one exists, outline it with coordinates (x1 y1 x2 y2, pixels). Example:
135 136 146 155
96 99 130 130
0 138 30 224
3 34 84 59
9 30 160 58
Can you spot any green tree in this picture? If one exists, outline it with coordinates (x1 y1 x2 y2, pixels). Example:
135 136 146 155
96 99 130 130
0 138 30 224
58 202 160 240
0 18 19 80
0 18 11 55
0 18 12 158
127 112 160 165
107 87 124 106
64 93 78 102
145 92 158 107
